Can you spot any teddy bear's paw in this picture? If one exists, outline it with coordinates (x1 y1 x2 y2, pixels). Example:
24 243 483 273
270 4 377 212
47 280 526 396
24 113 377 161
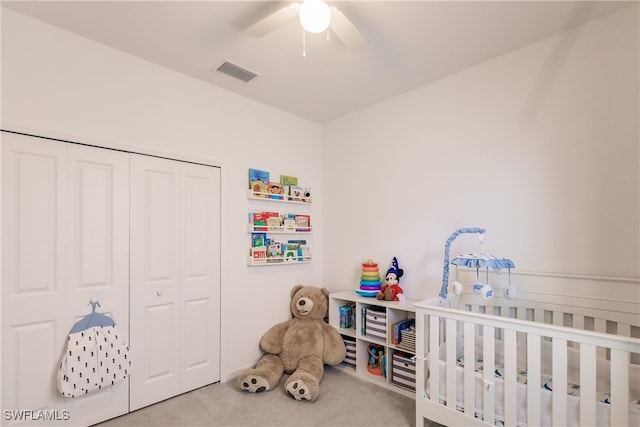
239 375 270 393
285 379 312 401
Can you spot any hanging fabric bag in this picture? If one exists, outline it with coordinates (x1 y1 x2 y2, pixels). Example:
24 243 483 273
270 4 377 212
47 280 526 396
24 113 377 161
57 301 130 397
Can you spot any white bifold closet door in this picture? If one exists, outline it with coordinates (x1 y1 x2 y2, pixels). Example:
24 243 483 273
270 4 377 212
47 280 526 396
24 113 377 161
1 133 130 426
129 154 221 411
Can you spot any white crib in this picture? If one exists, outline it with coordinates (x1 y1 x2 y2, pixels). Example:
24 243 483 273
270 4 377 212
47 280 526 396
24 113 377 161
415 273 640 427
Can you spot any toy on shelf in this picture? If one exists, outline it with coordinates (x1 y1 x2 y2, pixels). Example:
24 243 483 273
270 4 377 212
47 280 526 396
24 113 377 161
367 344 385 376
356 259 381 297
376 257 405 301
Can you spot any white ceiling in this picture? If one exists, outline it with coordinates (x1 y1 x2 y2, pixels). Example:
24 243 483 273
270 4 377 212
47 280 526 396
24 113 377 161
2 1 635 124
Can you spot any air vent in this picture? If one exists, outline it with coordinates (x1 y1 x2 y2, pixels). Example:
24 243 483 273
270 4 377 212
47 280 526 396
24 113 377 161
215 61 258 83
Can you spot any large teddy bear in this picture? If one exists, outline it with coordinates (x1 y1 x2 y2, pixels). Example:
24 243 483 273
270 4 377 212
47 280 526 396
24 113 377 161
238 285 346 401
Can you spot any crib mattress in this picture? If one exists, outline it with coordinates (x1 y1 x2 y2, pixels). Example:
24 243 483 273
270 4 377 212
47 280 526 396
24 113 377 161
426 337 640 427
456 357 640 413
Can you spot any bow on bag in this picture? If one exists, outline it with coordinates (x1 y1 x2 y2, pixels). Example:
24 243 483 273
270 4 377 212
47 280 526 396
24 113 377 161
57 301 130 397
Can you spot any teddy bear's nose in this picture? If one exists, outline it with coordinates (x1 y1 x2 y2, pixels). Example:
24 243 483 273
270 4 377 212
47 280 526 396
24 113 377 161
296 297 313 313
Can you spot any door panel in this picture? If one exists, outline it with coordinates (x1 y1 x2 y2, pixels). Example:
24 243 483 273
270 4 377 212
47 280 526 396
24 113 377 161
129 155 181 411
64 144 130 425
2 134 130 426
130 157 220 410
180 165 220 391
1 134 68 425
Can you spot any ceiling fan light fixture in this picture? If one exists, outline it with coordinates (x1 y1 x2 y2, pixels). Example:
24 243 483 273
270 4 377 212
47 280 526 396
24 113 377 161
299 0 331 33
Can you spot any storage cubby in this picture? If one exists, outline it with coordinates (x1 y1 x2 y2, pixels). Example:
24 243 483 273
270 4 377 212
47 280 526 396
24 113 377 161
328 290 418 398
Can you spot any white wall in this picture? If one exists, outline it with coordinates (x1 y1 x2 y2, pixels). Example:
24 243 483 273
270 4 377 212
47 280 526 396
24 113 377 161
0 8 324 381
323 5 639 301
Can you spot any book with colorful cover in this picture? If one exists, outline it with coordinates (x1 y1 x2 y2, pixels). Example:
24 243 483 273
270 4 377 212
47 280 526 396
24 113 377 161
283 245 299 262
280 175 298 186
251 233 267 247
266 215 282 229
393 319 415 345
252 212 268 231
294 214 311 231
249 168 270 197
267 182 284 200
289 186 304 201
251 246 267 263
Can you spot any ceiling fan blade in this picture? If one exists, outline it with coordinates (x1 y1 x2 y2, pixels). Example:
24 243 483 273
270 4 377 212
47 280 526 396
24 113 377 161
246 3 299 37
329 7 367 52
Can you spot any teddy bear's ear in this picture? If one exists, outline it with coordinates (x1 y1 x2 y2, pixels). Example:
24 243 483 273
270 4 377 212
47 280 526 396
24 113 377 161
321 288 330 297
290 285 304 298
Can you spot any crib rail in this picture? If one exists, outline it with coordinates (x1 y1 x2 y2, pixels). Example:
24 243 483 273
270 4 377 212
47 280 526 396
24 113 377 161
415 298 640 427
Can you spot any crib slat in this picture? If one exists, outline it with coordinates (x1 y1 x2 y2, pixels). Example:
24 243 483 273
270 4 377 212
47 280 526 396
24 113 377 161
552 338 568 426
504 329 517 426
463 322 475 417
527 334 541 426
517 307 527 344
579 343 596 426
573 314 585 330
534 308 545 324
429 315 440 403
595 318 607 359
553 310 564 326
610 349 629 426
445 318 457 409
483 326 495 425
617 322 631 338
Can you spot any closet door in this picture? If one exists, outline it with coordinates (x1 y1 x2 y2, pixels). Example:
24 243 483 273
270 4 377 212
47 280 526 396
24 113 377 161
179 162 221 392
64 144 130 425
129 155 220 410
1 133 130 426
1 134 68 426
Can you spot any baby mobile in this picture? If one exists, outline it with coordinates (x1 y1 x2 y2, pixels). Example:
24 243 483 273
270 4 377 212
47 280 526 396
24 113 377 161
440 227 515 302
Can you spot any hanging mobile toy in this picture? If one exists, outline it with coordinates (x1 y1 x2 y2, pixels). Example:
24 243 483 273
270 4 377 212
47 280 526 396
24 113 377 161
441 228 515 301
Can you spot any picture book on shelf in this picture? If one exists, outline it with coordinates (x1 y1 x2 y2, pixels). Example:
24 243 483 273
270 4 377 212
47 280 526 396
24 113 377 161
280 175 298 186
294 214 311 231
249 168 270 197
267 182 284 200
251 247 267 263
289 185 304 202
266 215 282 229
251 233 267 247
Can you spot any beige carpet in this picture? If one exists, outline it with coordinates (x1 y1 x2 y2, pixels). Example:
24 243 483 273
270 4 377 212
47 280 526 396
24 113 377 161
96 366 441 427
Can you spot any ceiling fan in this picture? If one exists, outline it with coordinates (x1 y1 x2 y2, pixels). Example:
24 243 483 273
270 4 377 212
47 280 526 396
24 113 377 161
245 0 368 53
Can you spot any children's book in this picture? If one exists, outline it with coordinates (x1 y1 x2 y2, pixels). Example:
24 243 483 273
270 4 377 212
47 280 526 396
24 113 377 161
251 247 267 263
266 215 282 229
280 175 298 186
289 186 304 201
249 168 270 197
294 214 311 231
267 182 284 199
393 319 415 345
251 233 267 247
283 218 296 231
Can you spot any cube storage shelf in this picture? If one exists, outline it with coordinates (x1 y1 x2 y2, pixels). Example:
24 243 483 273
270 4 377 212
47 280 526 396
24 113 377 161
328 290 417 399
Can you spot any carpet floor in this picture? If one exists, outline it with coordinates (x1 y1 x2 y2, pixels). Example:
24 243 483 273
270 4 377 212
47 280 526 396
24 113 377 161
96 366 442 426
